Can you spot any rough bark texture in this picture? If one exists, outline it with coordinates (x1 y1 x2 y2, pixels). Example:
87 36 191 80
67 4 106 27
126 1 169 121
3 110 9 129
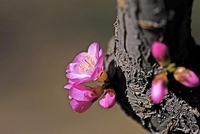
105 0 200 133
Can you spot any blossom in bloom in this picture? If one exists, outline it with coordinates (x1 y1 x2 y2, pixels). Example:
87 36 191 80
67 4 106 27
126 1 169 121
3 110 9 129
151 41 170 66
68 85 98 113
66 42 104 85
99 89 116 109
174 67 200 88
150 73 168 104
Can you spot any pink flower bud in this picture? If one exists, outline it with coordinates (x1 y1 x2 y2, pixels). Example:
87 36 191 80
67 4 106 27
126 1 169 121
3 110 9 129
99 89 116 109
174 67 200 88
150 74 168 104
151 41 170 66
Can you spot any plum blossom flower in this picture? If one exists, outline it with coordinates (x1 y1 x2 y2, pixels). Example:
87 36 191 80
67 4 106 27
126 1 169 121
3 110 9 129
99 89 116 109
64 42 117 112
66 42 104 85
151 41 170 66
174 67 200 88
68 84 98 113
150 73 168 104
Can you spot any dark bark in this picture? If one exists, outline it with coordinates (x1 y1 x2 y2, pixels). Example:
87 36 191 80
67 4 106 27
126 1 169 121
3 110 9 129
105 0 200 133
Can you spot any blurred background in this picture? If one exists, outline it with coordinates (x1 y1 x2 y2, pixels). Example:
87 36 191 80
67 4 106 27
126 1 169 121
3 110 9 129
0 0 199 134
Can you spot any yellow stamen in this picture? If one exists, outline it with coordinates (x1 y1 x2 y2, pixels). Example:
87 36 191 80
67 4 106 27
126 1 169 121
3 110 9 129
79 55 96 73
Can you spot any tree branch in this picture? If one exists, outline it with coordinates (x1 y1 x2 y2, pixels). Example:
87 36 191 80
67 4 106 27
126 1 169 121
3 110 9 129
106 0 200 133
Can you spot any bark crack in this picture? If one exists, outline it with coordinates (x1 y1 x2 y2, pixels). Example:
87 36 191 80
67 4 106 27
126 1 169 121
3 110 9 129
122 13 128 53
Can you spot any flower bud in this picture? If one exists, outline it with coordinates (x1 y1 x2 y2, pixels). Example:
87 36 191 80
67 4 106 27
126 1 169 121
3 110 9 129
99 89 116 109
151 41 170 66
174 67 200 88
150 73 168 104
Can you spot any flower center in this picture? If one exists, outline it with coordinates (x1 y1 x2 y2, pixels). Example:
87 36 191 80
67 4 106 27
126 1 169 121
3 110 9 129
79 54 96 73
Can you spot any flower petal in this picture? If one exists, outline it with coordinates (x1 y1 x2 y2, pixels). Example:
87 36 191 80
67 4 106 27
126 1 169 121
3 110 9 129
69 85 97 101
174 67 200 88
69 99 93 113
64 83 72 90
98 48 103 58
72 52 88 63
66 72 90 80
151 41 170 66
66 63 78 72
99 89 116 109
88 42 100 58
91 55 104 80
150 80 167 104
150 73 168 104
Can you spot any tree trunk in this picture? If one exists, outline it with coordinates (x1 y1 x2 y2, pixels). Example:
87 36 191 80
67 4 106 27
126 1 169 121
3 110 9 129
105 0 200 133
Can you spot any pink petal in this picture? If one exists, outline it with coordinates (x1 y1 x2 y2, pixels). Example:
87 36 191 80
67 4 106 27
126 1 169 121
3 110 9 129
98 48 103 58
69 99 93 113
151 41 169 64
70 78 93 85
174 67 200 88
66 54 92 79
72 52 88 63
69 85 97 101
99 89 116 109
64 83 72 90
150 80 168 104
91 55 104 80
88 42 100 58
66 72 90 80
66 63 78 72
97 53 104 67
64 79 77 90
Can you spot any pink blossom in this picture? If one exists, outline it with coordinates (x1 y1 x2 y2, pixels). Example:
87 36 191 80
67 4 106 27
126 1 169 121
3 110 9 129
68 85 98 113
99 89 116 109
151 41 170 66
174 67 200 88
66 42 104 85
150 74 168 104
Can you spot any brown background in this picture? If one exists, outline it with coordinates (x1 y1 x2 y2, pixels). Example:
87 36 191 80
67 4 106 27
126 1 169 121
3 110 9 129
0 0 199 134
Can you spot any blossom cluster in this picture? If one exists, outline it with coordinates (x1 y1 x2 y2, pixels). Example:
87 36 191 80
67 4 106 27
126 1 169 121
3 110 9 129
150 41 200 104
65 42 116 113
